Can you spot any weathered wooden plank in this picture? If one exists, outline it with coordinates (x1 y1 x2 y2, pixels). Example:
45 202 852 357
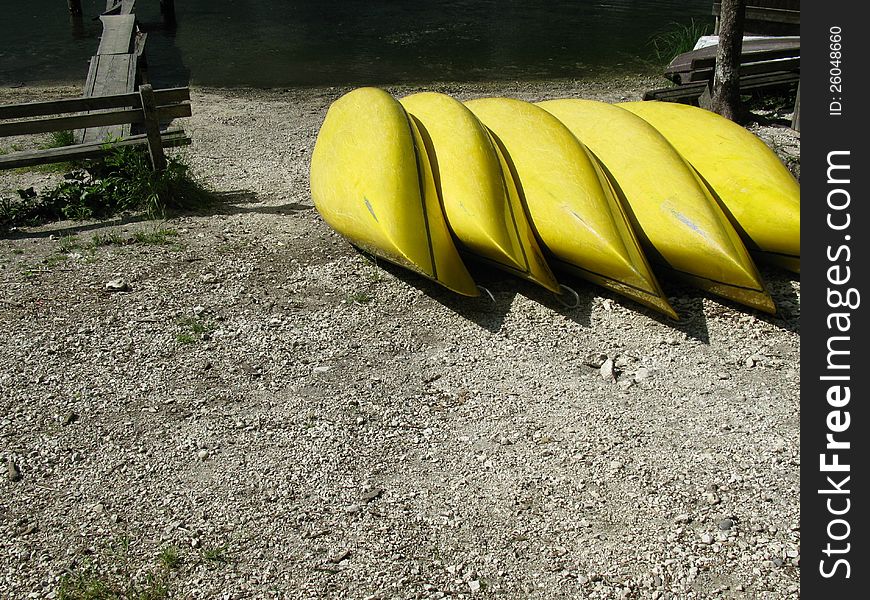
712 3 800 25
139 84 167 170
643 71 799 102
687 57 800 83
0 89 190 121
665 37 799 80
1 103 192 138
0 130 190 170
103 0 136 17
791 82 800 131
690 46 800 70
96 15 137 55
82 53 137 143
83 54 134 97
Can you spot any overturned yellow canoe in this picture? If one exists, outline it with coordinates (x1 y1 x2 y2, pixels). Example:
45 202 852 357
620 101 800 273
538 99 775 314
310 87 478 296
400 92 561 294
465 97 676 319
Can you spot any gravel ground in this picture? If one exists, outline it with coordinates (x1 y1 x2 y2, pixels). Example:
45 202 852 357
1 75 800 599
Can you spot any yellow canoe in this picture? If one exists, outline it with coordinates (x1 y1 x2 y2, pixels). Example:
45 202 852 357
620 101 800 273
465 97 677 319
400 92 561 294
539 99 774 313
310 87 478 296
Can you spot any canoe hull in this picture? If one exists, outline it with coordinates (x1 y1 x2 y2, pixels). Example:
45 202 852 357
400 92 561 293
538 99 775 314
620 100 800 273
310 87 478 296
465 97 677 319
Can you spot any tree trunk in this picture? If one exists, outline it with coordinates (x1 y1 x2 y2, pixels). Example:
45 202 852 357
711 0 745 120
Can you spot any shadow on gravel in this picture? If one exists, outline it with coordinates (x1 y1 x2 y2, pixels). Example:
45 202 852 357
511 272 594 328
759 267 801 335
188 190 312 217
0 213 149 240
370 257 514 333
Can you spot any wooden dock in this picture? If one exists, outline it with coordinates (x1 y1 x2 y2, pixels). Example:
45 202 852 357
1 0 190 171
79 3 142 143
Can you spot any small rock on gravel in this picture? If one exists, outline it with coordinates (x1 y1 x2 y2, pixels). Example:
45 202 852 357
7 458 22 482
600 358 615 381
105 278 130 292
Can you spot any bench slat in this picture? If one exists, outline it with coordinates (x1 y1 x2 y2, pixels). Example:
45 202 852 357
0 88 190 121
0 130 190 170
687 57 800 83
712 3 800 25
0 103 192 138
643 71 799 102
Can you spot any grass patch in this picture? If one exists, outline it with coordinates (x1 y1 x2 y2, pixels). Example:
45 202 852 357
133 228 179 246
56 228 184 257
648 18 713 64
176 316 213 344
348 291 372 305
1 145 212 228
201 546 228 564
40 130 76 150
56 537 175 600
90 231 127 248
157 546 181 570
176 332 196 345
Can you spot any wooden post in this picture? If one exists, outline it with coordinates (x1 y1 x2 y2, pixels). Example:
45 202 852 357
68 0 83 16
138 84 167 171
791 82 800 132
711 0 746 121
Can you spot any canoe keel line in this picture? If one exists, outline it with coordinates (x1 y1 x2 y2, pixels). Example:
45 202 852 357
309 88 800 318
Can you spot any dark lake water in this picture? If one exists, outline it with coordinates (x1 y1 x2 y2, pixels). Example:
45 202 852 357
1 0 710 88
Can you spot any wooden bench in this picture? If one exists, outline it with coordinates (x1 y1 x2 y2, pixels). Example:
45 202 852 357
665 36 799 85
644 71 799 103
0 85 191 171
713 1 800 35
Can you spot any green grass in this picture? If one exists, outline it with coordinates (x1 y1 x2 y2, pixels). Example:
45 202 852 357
157 546 181 570
54 228 184 261
56 538 175 600
40 130 76 150
177 316 210 334
57 573 115 600
201 546 228 564
132 228 179 246
176 332 196 344
648 18 714 64
348 291 372 305
89 231 127 248
176 316 212 344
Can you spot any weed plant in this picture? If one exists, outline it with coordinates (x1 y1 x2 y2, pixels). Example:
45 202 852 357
648 19 714 64
1 146 211 228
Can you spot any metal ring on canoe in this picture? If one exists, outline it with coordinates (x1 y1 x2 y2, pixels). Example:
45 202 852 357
554 284 580 309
